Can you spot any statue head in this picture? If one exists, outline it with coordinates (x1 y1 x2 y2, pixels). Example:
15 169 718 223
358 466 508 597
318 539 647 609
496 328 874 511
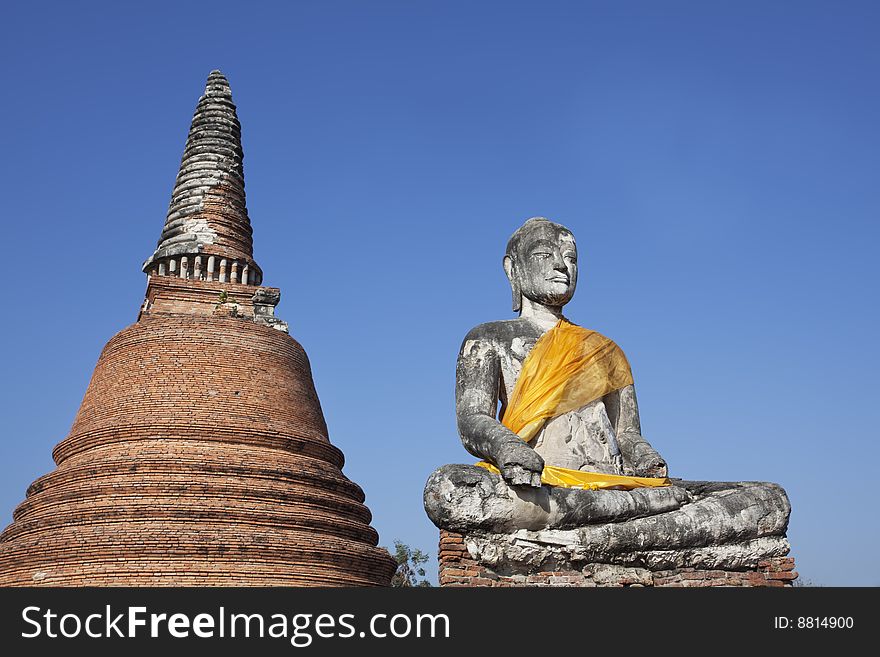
503 217 578 313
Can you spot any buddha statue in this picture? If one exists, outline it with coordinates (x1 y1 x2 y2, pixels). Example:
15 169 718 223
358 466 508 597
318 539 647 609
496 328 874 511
424 217 792 575
456 217 667 488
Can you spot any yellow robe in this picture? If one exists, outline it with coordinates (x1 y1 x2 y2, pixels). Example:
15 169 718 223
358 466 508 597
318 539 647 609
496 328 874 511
477 319 670 490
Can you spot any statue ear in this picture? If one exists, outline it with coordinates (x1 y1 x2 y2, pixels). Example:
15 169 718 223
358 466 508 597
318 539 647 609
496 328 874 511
503 255 521 313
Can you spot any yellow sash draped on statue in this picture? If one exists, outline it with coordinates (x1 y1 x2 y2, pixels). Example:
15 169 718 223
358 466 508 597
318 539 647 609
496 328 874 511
476 319 670 490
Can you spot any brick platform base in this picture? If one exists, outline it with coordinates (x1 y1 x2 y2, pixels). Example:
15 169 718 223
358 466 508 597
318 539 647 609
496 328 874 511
439 530 797 587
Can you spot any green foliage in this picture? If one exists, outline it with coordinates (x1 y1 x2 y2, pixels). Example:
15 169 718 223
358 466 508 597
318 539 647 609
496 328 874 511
215 290 238 310
389 540 432 587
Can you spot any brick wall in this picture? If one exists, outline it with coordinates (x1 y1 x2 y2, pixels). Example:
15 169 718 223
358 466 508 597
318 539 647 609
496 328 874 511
439 530 797 587
0 313 396 586
141 275 272 319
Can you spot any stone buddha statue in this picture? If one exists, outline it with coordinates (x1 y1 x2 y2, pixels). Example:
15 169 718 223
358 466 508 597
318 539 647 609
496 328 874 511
424 217 793 579
455 217 667 488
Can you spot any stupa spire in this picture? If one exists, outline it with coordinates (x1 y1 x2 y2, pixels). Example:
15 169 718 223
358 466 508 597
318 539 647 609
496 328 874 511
143 70 262 285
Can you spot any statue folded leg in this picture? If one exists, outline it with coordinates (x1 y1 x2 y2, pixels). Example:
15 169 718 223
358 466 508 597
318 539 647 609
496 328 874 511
425 464 791 572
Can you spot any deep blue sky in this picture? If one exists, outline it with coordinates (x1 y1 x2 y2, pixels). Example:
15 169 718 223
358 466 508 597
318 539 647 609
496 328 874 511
1 1 877 586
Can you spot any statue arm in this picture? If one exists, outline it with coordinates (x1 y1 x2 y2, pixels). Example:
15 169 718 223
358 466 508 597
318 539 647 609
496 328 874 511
605 384 668 478
455 330 544 487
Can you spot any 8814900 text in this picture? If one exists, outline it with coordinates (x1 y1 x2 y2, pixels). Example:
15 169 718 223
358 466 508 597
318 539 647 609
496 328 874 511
774 617 853 629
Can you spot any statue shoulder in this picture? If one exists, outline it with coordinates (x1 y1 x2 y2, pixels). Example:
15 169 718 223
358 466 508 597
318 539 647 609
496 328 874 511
563 320 625 349
460 319 532 348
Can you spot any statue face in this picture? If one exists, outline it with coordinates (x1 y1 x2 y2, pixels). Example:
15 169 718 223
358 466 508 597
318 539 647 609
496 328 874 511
514 224 578 307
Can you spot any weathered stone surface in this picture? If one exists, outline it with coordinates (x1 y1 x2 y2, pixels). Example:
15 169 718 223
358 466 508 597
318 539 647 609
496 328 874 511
252 287 289 332
439 530 797 587
571 480 791 554
466 530 791 572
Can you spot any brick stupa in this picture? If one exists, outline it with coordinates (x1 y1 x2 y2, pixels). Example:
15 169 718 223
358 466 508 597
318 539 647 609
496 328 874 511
0 71 397 586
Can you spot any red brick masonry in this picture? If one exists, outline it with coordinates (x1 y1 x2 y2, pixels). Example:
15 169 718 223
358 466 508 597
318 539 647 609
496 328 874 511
0 312 396 586
439 530 797 587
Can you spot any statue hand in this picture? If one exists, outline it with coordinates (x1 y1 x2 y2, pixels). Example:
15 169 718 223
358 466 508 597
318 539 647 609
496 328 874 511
495 439 544 488
632 451 668 478
617 431 668 478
